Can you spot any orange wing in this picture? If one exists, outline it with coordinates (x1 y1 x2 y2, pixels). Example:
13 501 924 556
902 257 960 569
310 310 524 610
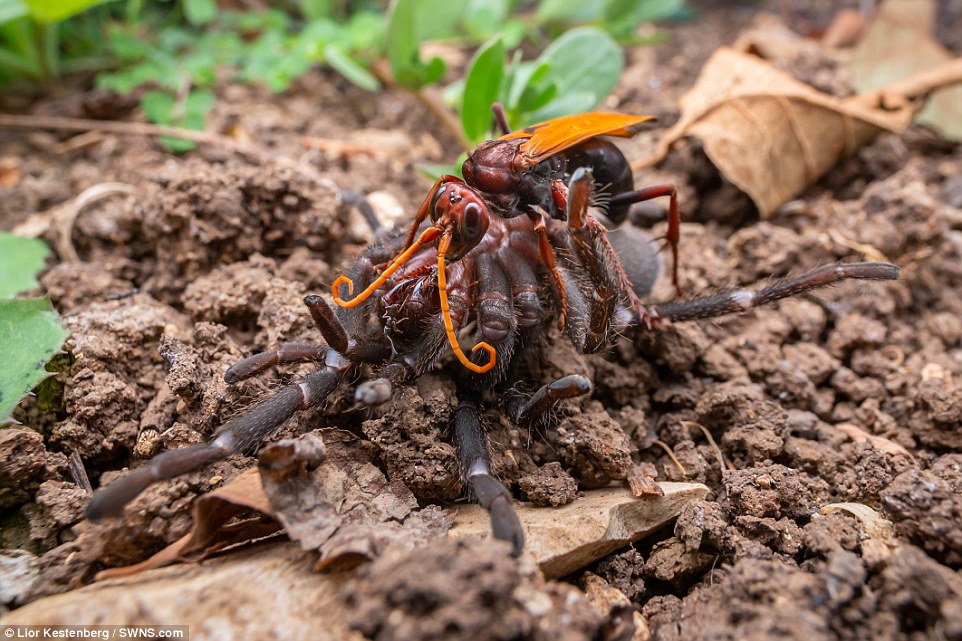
500 113 654 168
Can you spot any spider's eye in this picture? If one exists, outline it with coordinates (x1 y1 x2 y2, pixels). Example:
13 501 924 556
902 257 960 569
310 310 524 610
459 201 488 246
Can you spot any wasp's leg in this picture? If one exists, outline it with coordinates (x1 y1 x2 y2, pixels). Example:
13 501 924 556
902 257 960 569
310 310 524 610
649 262 900 323
456 395 524 557
86 360 350 520
608 184 680 294
491 103 511 136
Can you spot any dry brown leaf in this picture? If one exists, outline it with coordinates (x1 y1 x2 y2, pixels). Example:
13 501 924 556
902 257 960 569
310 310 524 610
820 502 902 564
258 430 420 549
850 0 962 141
95 468 280 580
834 422 917 464
96 429 452 579
260 430 449 569
627 463 664 498
635 47 916 217
0 157 21 187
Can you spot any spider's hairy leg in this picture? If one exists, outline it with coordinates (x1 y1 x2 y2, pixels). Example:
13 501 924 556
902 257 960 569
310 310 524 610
648 262 900 323
561 166 661 352
224 296 351 384
86 364 348 521
507 374 592 427
456 395 524 557
85 294 360 521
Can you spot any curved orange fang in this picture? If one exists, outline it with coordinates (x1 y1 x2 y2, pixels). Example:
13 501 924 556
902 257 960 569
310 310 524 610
333 226 442 308
436 234 496 374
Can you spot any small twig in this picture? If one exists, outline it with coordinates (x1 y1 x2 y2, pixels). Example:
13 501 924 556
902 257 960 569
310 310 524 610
857 56 962 109
827 227 889 263
0 113 328 183
60 183 137 262
651 439 687 477
53 130 108 154
369 59 473 154
682 420 727 473
1 111 345 211
300 136 391 159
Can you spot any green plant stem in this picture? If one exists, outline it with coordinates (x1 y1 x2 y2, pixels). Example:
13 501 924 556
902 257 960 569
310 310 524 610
39 21 60 81
125 0 144 25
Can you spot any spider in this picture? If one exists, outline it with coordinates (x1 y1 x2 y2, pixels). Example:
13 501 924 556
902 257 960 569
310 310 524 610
86 114 899 557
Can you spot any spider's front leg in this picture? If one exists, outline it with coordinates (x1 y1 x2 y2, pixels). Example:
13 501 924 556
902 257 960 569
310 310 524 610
85 296 355 520
554 167 660 352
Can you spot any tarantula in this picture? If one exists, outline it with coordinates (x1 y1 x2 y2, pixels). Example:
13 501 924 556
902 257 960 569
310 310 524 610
86 114 899 557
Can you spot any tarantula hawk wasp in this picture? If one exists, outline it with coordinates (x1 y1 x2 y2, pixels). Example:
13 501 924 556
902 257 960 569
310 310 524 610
86 108 899 558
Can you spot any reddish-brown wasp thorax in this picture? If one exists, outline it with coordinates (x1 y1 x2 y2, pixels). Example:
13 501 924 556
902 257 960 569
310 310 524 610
461 112 654 222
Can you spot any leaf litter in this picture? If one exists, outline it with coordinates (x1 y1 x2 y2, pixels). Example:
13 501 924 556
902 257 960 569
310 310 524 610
635 2 962 217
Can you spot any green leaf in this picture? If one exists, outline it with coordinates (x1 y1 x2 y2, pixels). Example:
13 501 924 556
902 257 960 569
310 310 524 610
182 88 215 125
106 28 153 60
347 12 385 52
387 0 461 88
324 43 379 91
297 0 331 21
461 36 504 143
0 233 49 298
523 90 595 123
603 0 684 26
182 0 216 26
417 153 466 181
496 18 527 50
505 58 550 112
518 79 557 114
0 298 68 424
423 55 445 84
141 89 215 152
22 0 111 23
140 89 176 124
536 27 623 113
0 0 28 24
535 0 601 23
463 0 508 39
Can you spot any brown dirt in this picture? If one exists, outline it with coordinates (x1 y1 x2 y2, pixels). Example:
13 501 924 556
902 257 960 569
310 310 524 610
3 1 962 639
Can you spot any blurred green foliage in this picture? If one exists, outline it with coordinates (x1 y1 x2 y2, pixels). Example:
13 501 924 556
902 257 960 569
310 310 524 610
0 0 688 150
